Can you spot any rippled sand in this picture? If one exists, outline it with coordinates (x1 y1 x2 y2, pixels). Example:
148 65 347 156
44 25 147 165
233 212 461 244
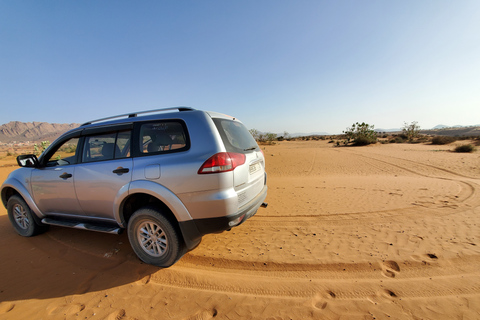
0 140 479 319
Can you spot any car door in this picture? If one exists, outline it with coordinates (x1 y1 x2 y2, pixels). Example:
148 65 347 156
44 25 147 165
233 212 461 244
31 137 85 216
74 130 133 220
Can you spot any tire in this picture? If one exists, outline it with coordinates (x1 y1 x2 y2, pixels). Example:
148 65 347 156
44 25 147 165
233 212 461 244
127 207 184 267
7 195 48 237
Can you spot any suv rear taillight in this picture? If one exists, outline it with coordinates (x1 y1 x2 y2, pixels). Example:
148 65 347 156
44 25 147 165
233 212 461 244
198 152 246 174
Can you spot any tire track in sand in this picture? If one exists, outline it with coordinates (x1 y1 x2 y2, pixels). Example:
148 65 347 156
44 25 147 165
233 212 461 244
147 145 480 303
14 143 479 312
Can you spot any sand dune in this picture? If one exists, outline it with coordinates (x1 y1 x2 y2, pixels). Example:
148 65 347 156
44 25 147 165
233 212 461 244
0 140 479 319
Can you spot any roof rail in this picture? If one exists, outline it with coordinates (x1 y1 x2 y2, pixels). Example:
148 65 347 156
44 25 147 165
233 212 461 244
81 107 195 126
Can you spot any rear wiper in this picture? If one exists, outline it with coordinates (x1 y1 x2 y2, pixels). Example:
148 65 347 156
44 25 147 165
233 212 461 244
244 147 257 151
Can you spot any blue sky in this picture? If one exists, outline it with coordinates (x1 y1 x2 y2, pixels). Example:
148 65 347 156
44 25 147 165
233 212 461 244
1 1 479 134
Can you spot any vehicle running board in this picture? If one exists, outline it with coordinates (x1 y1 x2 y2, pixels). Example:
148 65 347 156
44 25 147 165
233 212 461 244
41 218 123 234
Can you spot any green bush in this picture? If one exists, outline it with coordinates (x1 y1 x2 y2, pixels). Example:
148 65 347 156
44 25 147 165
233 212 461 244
354 136 375 146
389 136 405 143
343 122 377 146
454 144 476 153
432 136 456 145
33 140 50 156
402 121 420 141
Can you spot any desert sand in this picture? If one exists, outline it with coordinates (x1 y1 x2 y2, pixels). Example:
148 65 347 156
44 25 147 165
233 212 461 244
0 140 479 320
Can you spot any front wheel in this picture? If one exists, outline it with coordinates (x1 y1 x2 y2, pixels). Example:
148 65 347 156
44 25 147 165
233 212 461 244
7 195 48 237
127 207 184 267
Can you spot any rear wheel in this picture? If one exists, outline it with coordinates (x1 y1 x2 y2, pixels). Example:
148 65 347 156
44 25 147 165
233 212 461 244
127 207 184 267
7 195 48 237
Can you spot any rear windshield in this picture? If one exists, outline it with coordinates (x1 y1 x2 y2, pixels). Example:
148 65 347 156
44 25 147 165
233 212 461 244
213 118 259 153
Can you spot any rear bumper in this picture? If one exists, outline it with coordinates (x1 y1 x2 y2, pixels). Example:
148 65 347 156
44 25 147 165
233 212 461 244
178 185 267 249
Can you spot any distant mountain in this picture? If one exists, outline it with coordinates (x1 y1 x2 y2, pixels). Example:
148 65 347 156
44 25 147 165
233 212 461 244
375 124 480 136
375 128 401 133
420 125 480 137
290 132 330 137
0 121 80 143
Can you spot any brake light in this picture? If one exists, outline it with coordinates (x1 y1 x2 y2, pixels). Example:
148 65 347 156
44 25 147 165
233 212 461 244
198 152 246 174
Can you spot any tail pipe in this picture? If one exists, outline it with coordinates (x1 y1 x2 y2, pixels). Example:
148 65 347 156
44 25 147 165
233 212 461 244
261 202 268 208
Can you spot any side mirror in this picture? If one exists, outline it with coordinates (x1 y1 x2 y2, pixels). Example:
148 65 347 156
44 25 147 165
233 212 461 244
17 154 39 168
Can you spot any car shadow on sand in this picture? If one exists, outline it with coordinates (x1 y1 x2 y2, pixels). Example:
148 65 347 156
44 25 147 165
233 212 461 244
0 214 160 302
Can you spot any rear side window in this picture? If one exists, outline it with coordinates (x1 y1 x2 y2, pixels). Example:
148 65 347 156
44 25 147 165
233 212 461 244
213 118 259 153
139 121 189 154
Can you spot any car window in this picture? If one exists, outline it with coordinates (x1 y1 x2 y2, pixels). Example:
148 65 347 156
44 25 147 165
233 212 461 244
212 118 258 153
82 131 131 162
140 121 188 154
45 138 80 167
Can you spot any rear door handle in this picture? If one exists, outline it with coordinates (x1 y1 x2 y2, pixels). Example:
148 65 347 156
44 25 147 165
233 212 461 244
113 167 130 174
59 172 72 179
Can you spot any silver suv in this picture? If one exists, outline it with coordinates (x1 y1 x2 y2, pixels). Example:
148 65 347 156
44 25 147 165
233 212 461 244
1 107 267 267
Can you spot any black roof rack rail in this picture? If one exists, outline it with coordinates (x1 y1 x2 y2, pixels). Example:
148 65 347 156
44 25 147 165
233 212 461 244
81 106 195 126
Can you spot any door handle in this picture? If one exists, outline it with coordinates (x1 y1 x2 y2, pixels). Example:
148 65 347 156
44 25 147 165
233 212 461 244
59 172 72 179
113 167 130 174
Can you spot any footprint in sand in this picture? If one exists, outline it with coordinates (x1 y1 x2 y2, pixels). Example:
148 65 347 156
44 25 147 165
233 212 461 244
312 291 337 310
314 301 328 310
106 309 126 320
47 303 85 316
138 274 151 285
0 302 15 314
381 260 400 278
382 289 398 299
183 308 218 320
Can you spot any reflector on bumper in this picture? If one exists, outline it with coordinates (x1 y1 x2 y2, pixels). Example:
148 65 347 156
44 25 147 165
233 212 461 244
228 214 245 227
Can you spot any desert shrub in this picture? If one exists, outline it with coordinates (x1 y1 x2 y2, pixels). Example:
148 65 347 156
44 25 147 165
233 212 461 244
389 136 404 143
416 135 429 143
402 121 420 141
458 136 477 141
454 144 476 153
60 144 77 153
33 140 50 156
249 128 260 140
343 122 377 146
431 136 456 145
354 136 374 146
265 132 277 144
